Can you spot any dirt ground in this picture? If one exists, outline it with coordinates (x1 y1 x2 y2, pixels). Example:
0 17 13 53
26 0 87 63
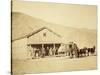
12 56 97 74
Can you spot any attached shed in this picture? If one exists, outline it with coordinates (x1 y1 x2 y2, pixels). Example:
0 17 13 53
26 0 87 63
12 38 28 60
12 27 62 60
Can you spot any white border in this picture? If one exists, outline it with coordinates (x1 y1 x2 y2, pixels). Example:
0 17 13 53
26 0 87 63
0 0 100 75
24 0 99 5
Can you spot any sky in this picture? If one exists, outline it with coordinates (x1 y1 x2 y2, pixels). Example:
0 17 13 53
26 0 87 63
12 0 97 29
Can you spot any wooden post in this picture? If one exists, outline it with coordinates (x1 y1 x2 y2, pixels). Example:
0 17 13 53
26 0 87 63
41 44 45 57
42 44 44 50
53 44 55 49
53 44 56 55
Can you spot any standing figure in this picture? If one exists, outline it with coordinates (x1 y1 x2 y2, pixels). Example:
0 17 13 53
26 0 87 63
46 47 50 56
34 48 40 58
49 47 53 56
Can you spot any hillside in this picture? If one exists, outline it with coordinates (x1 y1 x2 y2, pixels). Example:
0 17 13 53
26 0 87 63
12 12 97 48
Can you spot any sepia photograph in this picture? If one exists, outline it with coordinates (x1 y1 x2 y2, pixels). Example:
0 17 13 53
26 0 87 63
11 0 97 74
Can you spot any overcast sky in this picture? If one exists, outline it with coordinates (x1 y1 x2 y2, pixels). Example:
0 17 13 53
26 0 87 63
12 0 97 29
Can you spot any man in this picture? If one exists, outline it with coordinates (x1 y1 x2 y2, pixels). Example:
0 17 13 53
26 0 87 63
49 47 53 56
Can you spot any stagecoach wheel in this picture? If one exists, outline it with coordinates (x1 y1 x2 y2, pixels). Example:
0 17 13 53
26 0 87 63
66 51 70 56
68 51 73 58
69 53 73 59
75 52 79 58
32 57 35 59
41 53 44 58
68 52 70 56
69 56 73 59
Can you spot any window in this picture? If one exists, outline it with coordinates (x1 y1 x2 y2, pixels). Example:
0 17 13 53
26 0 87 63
43 32 46 37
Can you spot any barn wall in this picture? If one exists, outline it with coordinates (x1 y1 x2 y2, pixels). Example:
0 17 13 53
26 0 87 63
12 38 28 60
28 29 61 44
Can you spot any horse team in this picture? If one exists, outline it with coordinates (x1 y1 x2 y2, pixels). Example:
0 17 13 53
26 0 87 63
60 42 96 58
28 42 96 59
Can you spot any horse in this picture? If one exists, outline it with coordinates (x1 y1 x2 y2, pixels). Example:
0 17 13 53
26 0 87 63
78 47 88 57
87 46 95 56
78 46 96 57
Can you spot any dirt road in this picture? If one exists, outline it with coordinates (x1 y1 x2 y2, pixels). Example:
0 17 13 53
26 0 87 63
12 56 97 74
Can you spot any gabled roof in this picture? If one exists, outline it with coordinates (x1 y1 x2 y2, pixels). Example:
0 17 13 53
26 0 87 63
12 26 61 42
27 26 61 38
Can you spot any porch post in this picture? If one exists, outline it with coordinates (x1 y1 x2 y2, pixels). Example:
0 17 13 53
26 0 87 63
41 44 45 57
53 43 56 55
42 44 44 49
53 44 55 49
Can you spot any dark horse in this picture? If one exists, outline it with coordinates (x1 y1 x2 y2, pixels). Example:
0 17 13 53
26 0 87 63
87 46 96 56
78 47 88 57
78 46 96 57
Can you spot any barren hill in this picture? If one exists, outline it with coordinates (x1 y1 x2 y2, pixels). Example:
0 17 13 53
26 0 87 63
12 12 96 48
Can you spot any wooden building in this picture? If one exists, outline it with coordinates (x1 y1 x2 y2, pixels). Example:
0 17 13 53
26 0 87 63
12 27 62 60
